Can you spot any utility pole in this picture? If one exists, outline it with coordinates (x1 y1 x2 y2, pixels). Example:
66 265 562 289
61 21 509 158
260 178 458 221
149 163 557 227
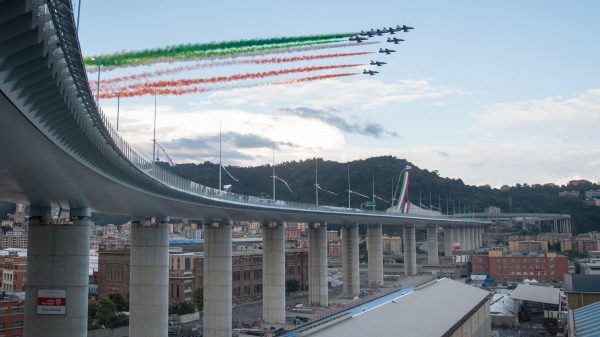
219 122 222 190
372 172 376 211
347 164 351 208
315 158 319 206
152 92 157 163
272 141 276 201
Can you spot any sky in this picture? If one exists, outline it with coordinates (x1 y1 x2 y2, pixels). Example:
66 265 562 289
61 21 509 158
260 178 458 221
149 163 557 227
77 1 600 187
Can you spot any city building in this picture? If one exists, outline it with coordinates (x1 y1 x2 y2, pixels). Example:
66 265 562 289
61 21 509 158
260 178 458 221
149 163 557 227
576 239 600 254
0 295 24 337
484 206 501 214
97 244 308 304
0 228 27 250
584 190 600 200
564 274 600 309
0 252 26 293
328 242 342 257
508 238 548 252
471 250 569 284
96 244 130 299
382 235 402 254
581 258 600 275
327 230 339 241
559 191 580 198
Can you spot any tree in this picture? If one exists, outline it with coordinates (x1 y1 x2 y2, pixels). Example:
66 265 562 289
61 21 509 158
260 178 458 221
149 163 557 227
192 287 203 312
108 293 129 312
286 279 300 294
96 299 117 327
169 301 196 315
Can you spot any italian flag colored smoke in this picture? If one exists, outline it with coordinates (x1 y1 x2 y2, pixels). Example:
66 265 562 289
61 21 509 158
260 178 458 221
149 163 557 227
97 72 358 99
85 33 358 68
97 63 362 93
91 52 371 87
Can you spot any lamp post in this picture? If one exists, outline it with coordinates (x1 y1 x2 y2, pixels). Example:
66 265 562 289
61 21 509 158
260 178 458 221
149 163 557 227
90 57 100 103
112 92 120 131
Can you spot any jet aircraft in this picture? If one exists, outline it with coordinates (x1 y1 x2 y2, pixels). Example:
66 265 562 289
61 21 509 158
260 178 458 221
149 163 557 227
379 48 396 55
349 35 368 43
387 37 405 44
396 25 414 32
363 69 379 76
370 60 387 66
359 30 375 37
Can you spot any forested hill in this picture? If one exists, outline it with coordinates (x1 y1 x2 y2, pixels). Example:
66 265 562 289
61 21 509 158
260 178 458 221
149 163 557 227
164 156 600 233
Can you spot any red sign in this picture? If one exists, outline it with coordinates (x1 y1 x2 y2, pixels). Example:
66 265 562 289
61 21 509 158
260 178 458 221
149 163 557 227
37 289 66 315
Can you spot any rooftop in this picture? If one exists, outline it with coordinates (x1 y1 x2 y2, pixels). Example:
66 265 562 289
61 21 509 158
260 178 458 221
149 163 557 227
570 301 600 337
510 284 560 306
296 278 490 337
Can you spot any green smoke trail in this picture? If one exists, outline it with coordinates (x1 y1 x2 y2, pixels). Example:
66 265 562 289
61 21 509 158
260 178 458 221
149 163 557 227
85 33 358 68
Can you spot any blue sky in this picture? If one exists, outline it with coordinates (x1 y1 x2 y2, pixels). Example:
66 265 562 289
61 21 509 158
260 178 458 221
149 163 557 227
78 1 600 186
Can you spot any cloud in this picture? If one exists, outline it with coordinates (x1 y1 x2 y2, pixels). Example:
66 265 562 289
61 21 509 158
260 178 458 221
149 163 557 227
476 88 600 134
206 78 469 110
279 107 398 138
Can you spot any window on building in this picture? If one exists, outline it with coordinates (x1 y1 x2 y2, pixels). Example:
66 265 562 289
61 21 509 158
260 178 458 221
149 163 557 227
11 320 23 327
243 270 251 280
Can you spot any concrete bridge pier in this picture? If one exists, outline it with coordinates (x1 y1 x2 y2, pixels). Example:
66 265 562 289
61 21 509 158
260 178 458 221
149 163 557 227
452 227 460 253
308 223 328 307
25 206 91 337
427 225 439 265
262 221 285 323
341 224 360 298
469 227 476 250
444 226 454 257
367 224 383 287
403 224 417 275
129 216 169 337
460 227 469 251
204 221 233 337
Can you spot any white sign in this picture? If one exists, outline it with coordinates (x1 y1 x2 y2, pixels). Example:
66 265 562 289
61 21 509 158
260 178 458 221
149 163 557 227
37 289 66 315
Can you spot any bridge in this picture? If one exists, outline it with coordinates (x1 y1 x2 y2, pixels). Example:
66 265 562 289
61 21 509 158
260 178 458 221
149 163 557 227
0 1 489 336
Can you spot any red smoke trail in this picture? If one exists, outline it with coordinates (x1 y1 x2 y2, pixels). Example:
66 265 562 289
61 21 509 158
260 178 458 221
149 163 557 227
98 72 358 99
91 52 371 87
110 64 362 92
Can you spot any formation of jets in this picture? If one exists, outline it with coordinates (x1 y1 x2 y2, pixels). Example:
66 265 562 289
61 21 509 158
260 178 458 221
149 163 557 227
350 24 413 76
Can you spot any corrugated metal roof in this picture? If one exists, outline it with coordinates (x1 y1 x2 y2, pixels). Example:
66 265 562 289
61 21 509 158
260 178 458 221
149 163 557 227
510 284 560 305
304 278 490 337
573 301 600 336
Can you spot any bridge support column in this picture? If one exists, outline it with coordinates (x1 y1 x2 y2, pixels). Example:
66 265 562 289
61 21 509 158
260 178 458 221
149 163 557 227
204 221 233 337
308 223 328 307
403 225 417 275
444 226 453 257
427 225 439 265
367 224 383 287
460 227 468 251
262 221 285 323
452 227 460 253
341 224 360 298
129 216 169 337
25 206 91 337
469 227 475 250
